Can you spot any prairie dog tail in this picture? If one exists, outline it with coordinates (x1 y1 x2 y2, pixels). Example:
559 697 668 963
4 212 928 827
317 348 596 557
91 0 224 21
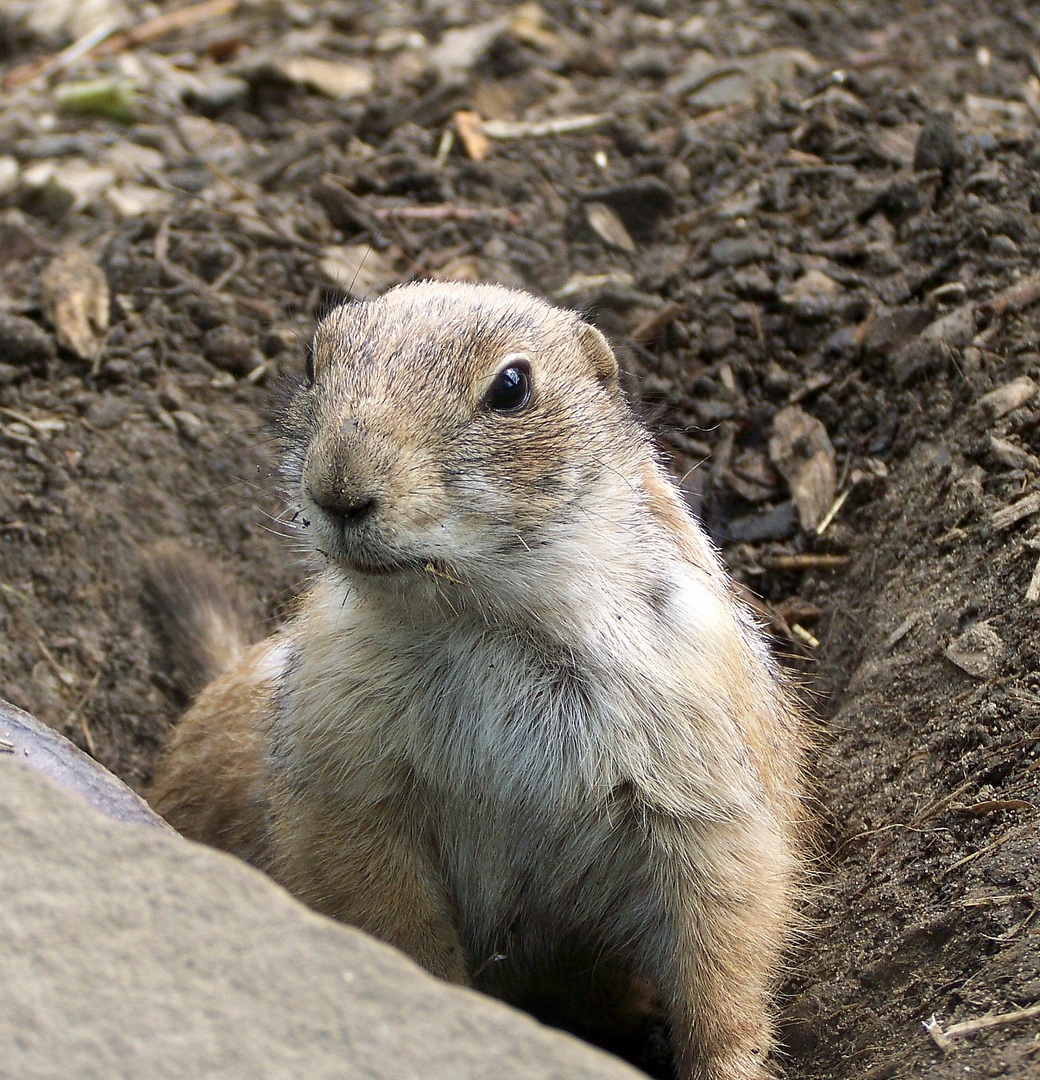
142 540 256 700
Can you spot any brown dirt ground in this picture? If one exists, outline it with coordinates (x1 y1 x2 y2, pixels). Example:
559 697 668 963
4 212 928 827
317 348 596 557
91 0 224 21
2 1 1039 1077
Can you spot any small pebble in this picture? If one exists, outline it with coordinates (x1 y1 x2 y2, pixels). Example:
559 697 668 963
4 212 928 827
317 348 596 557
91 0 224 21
945 623 1005 680
0 314 56 369
978 376 1037 421
727 501 798 543
173 410 205 442
709 237 771 269
914 112 959 172
86 396 132 430
203 325 256 376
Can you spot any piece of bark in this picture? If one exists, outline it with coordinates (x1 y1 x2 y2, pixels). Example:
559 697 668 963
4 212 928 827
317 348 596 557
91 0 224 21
39 248 110 367
768 405 837 531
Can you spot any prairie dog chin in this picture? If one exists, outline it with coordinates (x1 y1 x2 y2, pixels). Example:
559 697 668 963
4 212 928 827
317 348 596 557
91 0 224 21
147 281 807 1080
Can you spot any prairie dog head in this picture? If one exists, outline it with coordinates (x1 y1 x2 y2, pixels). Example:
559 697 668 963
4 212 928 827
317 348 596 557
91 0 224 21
282 282 650 593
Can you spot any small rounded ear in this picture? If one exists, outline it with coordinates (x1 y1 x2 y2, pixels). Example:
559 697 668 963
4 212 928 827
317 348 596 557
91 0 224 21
577 321 619 386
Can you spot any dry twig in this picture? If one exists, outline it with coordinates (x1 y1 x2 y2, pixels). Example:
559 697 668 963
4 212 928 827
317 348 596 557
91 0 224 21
980 269 1040 320
630 302 682 343
990 492 1040 530
483 114 612 139
63 671 103 759
924 1003 1040 1053
759 553 850 570
815 490 849 536
941 828 1021 876
1026 552 1040 602
373 205 521 226
3 0 238 90
95 0 239 57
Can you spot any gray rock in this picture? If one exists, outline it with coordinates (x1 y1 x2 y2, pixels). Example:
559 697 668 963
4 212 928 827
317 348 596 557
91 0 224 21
665 48 818 107
914 112 959 173
0 697 170 832
732 265 775 300
978 376 1038 421
709 237 771 269
945 622 1006 680
0 314 56 368
886 303 977 386
202 324 257 376
0 761 642 1080
727 501 798 543
989 435 1040 471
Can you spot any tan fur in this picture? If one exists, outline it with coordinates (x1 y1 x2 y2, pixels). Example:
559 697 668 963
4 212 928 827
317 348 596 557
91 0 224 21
149 282 808 1080
149 640 274 869
142 539 256 698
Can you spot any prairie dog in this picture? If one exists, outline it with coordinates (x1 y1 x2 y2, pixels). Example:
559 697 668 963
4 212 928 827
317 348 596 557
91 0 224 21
148 282 806 1080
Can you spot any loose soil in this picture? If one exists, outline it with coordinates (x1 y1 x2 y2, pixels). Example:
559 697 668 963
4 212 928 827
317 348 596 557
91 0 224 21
2 2 1039 1078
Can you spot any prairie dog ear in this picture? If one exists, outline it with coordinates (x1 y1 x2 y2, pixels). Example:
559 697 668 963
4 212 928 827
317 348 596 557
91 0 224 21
577 321 619 385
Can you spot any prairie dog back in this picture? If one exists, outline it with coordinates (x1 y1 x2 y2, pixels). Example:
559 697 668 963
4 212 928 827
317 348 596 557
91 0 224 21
150 281 807 1080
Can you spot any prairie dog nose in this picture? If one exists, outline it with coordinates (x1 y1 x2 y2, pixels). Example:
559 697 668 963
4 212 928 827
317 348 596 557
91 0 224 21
303 416 385 529
310 487 379 528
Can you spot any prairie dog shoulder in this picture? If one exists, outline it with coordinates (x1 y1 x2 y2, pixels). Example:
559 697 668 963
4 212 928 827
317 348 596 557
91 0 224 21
151 281 808 1080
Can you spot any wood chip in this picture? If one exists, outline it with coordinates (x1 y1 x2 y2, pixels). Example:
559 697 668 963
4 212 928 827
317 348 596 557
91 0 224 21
1027 552 1040 602
783 268 842 303
978 376 1038 420
956 893 1029 907
0 407 66 436
884 612 921 650
923 1015 954 1053
789 623 819 648
774 597 825 625
482 114 612 139
941 828 1017 876
990 491 1040 530
980 269 1040 320
278 57 374 100
374 205 520 226
320 244 398 300
555 271 635 298
861 305 932 356
630 301 681 343
967 799 1033 814
946 1001 1040 1037
768 405 837 531
990 435 1040 471
454 111 490 161
96 0 237 55
891 303 977 384
584 201 636 253
786 372 832 405
40 248 110 369
815 489 849 536
759 553 850 570
312 175 387 238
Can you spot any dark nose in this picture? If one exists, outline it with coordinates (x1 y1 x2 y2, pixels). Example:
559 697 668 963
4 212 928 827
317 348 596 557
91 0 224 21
304 421 384 531
309 486 378 529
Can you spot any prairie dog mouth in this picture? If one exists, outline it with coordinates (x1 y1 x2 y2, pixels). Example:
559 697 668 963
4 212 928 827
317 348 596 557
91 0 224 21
333 551 468 586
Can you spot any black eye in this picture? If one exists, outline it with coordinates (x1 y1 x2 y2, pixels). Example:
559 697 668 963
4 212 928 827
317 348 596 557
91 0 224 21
304 340 315 384
485 360 531 414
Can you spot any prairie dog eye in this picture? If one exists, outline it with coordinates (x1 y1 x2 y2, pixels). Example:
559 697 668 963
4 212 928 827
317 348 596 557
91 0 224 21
485 357 532 414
